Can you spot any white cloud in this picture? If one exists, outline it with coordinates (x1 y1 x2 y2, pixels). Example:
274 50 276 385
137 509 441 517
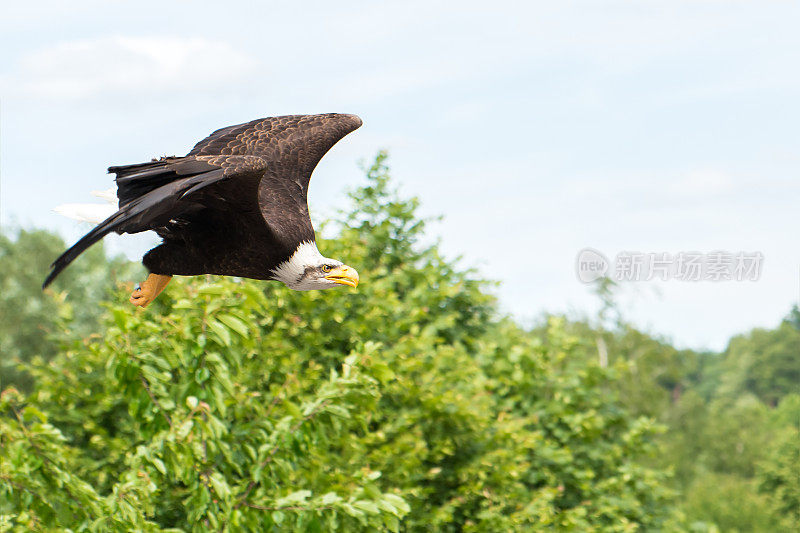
1 36 256 100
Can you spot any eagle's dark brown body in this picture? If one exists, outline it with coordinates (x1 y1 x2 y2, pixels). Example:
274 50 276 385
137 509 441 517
44 113 362 287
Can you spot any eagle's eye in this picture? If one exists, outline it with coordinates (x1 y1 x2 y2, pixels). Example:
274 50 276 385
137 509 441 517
321 264 333 273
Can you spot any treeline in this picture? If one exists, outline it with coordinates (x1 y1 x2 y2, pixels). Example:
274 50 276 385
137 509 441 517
0 154 797 531
551 297 799 531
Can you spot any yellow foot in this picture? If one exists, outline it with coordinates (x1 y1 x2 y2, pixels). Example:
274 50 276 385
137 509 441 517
130 274 172 308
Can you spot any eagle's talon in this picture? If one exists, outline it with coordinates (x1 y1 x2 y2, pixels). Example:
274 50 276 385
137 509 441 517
130 292 149 307
129 274 172 308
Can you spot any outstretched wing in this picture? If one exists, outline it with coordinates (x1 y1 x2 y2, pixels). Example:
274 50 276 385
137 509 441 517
43 155 266 288
189 113 362 246
189 113 363 198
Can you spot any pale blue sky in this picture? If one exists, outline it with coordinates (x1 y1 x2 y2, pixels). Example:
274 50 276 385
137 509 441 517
2 1 798 350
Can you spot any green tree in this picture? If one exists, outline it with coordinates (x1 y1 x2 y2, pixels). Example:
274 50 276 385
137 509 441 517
757 394 800 530
551 284 800 530
2 154 678 531
719 319 800 406
0 228 142 391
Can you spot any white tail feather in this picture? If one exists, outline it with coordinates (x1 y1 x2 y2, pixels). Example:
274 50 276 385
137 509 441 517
55 188 118 224
54 203 118 224
91 188 117 203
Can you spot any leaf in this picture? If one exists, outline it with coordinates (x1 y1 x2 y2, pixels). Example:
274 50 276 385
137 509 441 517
195 367 210 384
218 314 250 338
186 396 199 410
319 492 341 506
176 420 193 440
208 473 231 500
207 319 231 347
382 494 410 515
353 500 380 515
372 363 395 383
151 458 167 475
196 284 227 296
276 490 312 506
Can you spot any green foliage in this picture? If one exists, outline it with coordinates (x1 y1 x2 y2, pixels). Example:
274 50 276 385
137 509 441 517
0 154 677 531
0 227 142 391
719 320 800 406
757 395 800 530
659 394 794 532
681 473 780 533
553 293 800 530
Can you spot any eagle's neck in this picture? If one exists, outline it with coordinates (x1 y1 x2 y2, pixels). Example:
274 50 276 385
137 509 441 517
270 241 326 286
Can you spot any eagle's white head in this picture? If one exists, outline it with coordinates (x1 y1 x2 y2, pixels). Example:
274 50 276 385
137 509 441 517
270 241 359 291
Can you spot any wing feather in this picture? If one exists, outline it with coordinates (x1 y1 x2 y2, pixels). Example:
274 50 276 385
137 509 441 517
188 113 362 241
43 155 266 287
188 113 362 196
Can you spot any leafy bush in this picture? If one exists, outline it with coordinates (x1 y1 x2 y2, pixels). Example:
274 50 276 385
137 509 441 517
757 395 800 531
0 228 142 391
1 154 677 531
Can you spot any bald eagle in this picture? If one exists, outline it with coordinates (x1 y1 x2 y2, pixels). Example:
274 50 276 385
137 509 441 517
44 113 362 307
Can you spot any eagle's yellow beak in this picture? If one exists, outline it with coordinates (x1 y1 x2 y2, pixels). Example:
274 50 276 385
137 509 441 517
325 265 359 288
